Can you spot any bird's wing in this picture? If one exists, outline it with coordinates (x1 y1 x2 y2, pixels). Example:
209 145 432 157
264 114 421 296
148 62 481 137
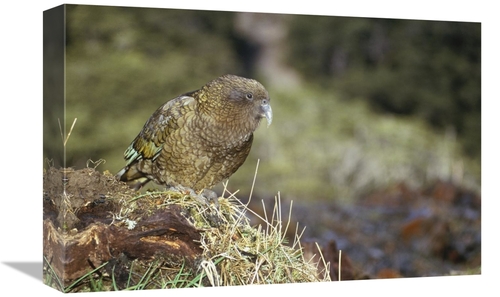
124 95 196 165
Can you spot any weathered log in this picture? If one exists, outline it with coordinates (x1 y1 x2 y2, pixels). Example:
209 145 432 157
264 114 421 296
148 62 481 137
43 205 203 284
43 167 204 286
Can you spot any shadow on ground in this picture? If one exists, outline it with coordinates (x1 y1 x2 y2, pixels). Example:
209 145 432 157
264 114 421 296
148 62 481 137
3 262 42 282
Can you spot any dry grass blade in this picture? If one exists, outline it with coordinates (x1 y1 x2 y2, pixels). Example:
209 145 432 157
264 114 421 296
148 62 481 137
338 250 342 281
58 117 78 147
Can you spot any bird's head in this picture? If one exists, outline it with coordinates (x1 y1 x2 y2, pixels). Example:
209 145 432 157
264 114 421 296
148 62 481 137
200 74 273 130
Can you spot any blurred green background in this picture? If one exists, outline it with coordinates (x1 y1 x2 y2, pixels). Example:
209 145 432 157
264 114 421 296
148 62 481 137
44 4 481 203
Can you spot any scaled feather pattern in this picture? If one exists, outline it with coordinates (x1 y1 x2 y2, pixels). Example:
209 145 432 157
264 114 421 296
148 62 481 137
116 74 272 192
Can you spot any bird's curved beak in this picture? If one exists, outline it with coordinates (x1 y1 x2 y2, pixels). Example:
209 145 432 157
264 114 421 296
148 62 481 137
261 102 273 127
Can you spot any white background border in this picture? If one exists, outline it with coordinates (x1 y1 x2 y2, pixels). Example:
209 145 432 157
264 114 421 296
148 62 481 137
1 1 496 296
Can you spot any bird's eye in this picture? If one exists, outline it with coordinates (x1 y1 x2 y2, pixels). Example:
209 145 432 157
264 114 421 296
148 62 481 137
246 93 253 100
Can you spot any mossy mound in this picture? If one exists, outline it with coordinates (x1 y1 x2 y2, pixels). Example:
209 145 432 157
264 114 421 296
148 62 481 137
43 167 329 292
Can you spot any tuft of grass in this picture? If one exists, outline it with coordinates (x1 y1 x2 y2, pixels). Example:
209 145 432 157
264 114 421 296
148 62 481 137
44 256 110 292
193 189 329 286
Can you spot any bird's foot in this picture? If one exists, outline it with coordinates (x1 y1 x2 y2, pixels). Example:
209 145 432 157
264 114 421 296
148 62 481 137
199 189 219 209
169 186 223 227
170 185 219 208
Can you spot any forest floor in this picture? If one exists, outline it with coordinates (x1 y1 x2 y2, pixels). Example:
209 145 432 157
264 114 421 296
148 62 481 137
247 179 481 279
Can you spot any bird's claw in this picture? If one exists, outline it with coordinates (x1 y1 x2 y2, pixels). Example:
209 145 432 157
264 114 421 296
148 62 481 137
170 185 219 208
200 189 219 209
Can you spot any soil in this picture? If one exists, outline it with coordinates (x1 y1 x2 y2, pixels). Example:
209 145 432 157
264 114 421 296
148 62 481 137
43 167 131 230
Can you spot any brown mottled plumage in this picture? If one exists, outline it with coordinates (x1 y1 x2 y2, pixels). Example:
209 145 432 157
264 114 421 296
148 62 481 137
116 74 272 193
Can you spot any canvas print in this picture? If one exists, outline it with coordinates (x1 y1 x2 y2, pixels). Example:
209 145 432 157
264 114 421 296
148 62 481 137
43 4 481 292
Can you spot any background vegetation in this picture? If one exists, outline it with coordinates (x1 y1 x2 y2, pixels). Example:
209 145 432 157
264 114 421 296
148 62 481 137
44 4 480 202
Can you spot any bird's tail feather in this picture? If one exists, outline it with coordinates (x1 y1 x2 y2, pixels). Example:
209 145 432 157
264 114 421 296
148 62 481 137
116 165 150 190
